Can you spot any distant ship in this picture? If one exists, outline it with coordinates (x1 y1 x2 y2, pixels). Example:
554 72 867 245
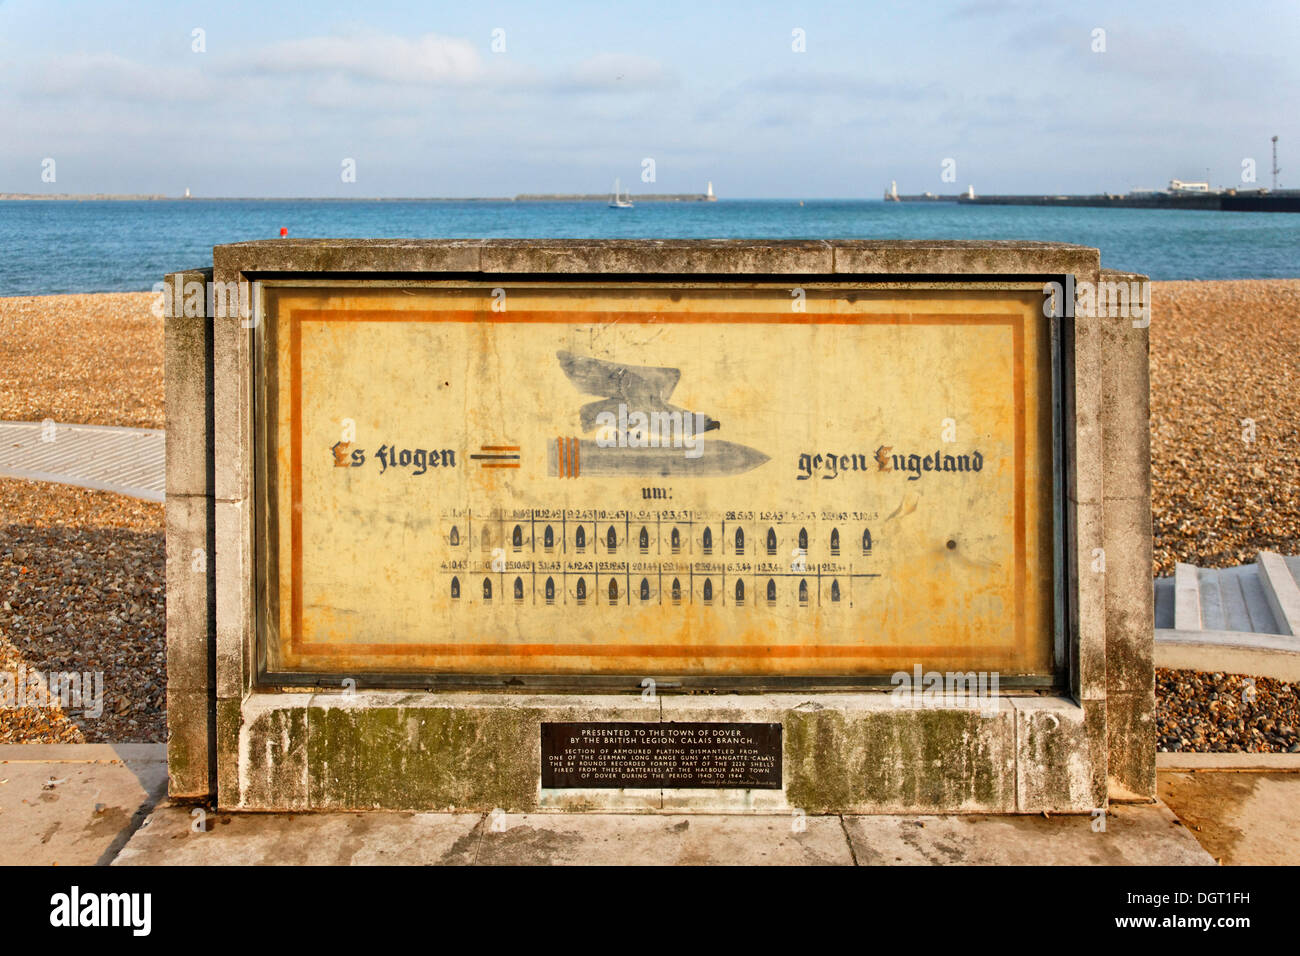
608 178 633 209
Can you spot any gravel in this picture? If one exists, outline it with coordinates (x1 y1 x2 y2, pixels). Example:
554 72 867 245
0 282 1296 747
0 479 164 743
1149 279 1300 576
1157 668 1300 753
0 292 162 428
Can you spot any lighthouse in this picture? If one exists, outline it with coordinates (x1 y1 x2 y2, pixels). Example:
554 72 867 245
706 181 716 201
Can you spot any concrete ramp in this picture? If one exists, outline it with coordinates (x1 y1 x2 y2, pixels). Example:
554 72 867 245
1155 553 1300 680
0 421 164 502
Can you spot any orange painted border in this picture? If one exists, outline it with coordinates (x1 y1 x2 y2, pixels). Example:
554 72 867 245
283 305 1031 666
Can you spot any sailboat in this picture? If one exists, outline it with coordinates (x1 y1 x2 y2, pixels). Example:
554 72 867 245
608 178 634 208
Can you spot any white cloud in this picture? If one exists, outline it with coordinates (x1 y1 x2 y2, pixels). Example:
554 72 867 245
241 31 484 86
13 31 678 116
20 52 209 102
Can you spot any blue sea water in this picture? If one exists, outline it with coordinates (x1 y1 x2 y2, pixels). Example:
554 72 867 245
0 198 1297 296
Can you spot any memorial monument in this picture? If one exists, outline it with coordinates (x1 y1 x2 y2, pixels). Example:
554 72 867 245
164 239 1154 813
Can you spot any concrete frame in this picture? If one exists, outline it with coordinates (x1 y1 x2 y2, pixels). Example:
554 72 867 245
164 239 1153 811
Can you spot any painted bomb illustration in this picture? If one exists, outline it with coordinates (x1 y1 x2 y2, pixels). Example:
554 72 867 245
549 350 769 477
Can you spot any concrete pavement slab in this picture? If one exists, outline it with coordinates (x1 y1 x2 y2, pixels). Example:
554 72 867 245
115 807 853 865
842 804 1215 865
113 803 1218 865
468 813 854 866
1159 769 1300 865
113 805 485 865
0 744 166 866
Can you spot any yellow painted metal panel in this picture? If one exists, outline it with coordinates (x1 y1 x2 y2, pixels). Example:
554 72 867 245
260 284 1055 677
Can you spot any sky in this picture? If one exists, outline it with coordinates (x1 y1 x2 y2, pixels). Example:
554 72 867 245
1 0 1297 198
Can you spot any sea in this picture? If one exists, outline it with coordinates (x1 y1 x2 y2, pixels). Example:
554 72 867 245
1 198 1297 296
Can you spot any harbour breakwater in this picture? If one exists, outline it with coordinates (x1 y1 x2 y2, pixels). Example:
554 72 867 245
514 193 716 202
895 191 1300 213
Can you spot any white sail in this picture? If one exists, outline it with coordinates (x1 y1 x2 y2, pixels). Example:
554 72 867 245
609 177 633 208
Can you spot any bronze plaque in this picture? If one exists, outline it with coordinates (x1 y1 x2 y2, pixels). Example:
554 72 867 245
541 721 782 789
258 282 1057 679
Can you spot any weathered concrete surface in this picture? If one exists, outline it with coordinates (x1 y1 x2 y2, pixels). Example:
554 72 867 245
223 692 1101 813
114 806 485 866
662 693 1019 814
113 802 1213 865
1099 269 1156 801
1159 769 1300 865
0 744 166 866
843 804 1212 865
470 813 852 865
115 808 852 866
232 692 658 812
162 268 213 499
164 268 215 800
211 238 1099 280
467 816 852 868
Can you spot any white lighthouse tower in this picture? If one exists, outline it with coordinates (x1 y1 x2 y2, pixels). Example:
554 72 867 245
706 181 716 201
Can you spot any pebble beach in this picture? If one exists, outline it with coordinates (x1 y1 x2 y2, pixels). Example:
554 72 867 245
1 282 1297 745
